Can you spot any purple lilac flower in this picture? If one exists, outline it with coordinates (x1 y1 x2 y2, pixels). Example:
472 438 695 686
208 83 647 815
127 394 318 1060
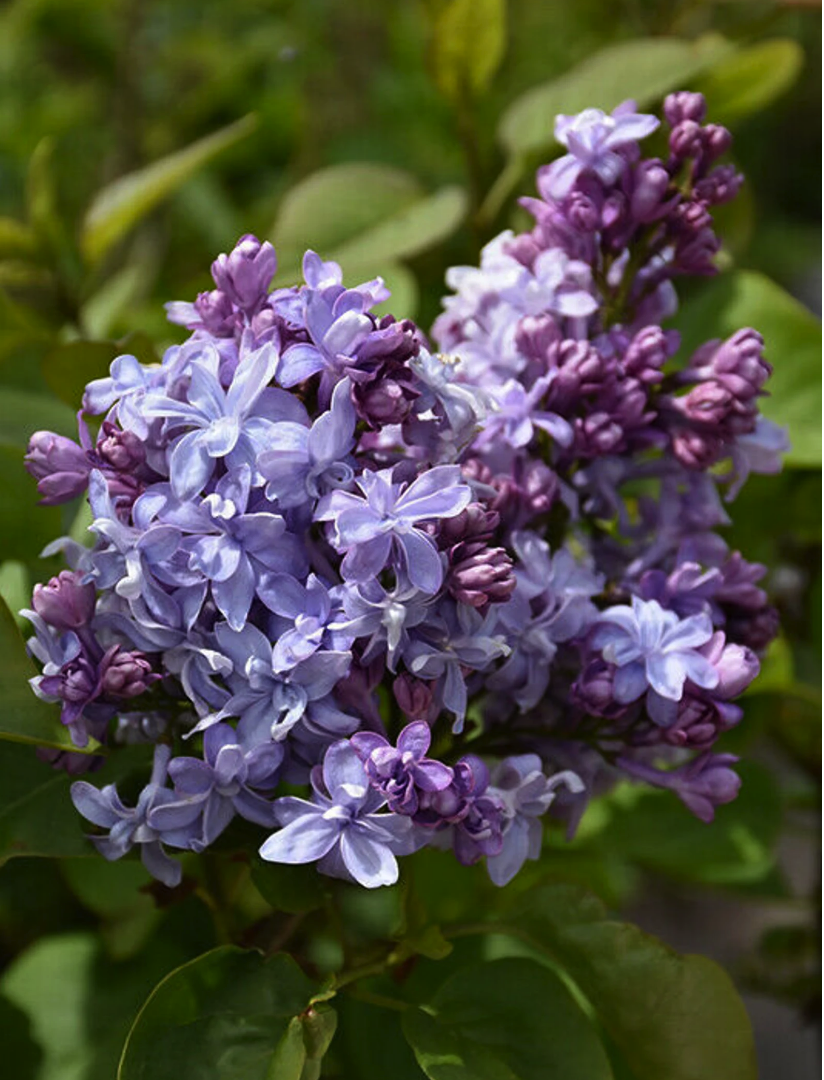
71 745 190 887
143 343 303 499
486 756 584 885
316 465 472 593
618 751 741 823
211 235 277 313
350 720 453 815
259 740 416 888
149 723 282 851
544 102 659 199
589 596 718 725
258 376 356 508
416 755 504 867
32 571 95 630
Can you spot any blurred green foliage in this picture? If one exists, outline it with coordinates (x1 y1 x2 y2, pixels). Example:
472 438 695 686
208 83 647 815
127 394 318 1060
0 1 819 1077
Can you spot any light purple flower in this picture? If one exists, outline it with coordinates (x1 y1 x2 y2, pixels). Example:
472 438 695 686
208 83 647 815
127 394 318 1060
590 595 718 724
351 721 453 815
71 745 189 887
258 376 356 508
486 756 584 885
259 740 416 888
316 465 472 593
545 103 659 199
143 343 303 499
149 723 282 851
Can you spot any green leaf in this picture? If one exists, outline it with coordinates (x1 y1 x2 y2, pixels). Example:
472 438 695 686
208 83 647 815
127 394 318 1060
0 743 153 865
272 162 424 273
330 186 467 270
62 858 160 961
697 39 804 124
431 0 506 101
0 595 79 751
0 559 30 630
250 857 329 914
402 957 612 1080
503 883 757 1080
498 34 732 157
0 386 76 447
42 341 120 408
591 762 782 888
674 271 821 466
0 993 43 1080
117 946 322 1080
1 930 187 1080
82 115 257 266
0 218 39 259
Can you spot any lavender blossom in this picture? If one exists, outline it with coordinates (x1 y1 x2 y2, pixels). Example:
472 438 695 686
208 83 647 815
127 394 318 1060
260 740 416 888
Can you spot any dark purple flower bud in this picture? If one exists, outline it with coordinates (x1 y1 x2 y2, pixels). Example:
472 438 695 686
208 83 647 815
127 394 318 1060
393 673 435 721
671 428 724 470
618 750 741 822
622 325 671 384
545 339 605 410
32 570 96 630
669 120 704 160
25 431 90 504
567 191 600 232
661 695 740 750
436 502 499 548
447 542 515 608
700 329 770 402
572 659 631 720
701 124 733 161
725 604 780 652
694 165 744 206
714 552 768 611
37 745 105 775
575 412 624 456
664 91 707 126
354 376 417 426
100 647 157 699
96 422 146 472
681 381 737 426
194 289 238 336
211 234 277 313
631 161 672 222
515 315 562 366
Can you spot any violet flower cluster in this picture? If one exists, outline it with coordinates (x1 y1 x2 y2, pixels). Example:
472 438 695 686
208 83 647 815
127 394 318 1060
23 92 784 891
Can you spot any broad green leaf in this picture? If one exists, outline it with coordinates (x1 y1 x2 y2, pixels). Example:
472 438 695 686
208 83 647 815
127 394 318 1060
62 858 160 961
0 559 30 629
697 39 803 124
338 997 426 1080
82 115 257 266
0 386 76 447
331 186 467 269
0 993 43 1080
431 0 506 101
674 271 821 466
503 884 757 1080
0 218 38 259
1 930 184 1080
0 595 79 751
402 957 612 1080
117 947 322 1080
272 162 424 272
590 762 782 887
498 35 732 157
250 857 329 914
0 743 154 865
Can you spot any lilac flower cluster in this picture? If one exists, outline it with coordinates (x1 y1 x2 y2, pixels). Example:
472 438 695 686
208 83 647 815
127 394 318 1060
23 92 783 891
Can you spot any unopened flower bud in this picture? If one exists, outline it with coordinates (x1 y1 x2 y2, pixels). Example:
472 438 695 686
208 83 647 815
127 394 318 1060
25 431 90 504
211 234 277 312
664 91 707 126
33 571 95 630
101 649 156 699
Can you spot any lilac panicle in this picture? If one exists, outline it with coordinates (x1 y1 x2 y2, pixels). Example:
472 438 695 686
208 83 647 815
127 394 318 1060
24 88 780 890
